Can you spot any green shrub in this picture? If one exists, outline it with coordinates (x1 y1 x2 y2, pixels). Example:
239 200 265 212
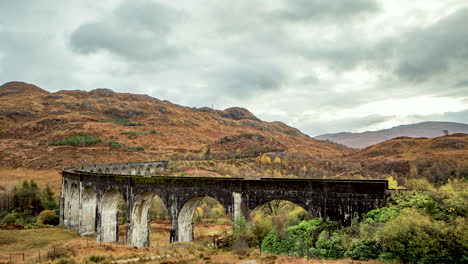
261 228 296 256
2 213 16 224
48 133 102 147
89 255 106 263
38 141 46 146
344 239 380 260
108 141 124 148
128 146 144 151
311 231 346 259
57 257 76 264
119 131 142 135
37 210 59 225
106 118 143 126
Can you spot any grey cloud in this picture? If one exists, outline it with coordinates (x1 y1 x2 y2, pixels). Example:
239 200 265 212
456 80 468 87
70 0 180 61
209 63 284 98
391 8 468 82
297 114 392 136
409 109 468 125
277 0 379 21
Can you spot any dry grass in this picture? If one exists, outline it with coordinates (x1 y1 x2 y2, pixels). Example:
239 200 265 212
0 225 389 264
0 167 62 194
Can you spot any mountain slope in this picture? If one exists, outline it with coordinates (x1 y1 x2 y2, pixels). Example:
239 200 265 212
0 81 352 169
315 121 468 148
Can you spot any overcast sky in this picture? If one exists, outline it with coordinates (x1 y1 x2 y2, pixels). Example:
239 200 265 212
1 0 468 136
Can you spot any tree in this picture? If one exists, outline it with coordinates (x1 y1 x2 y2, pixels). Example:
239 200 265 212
205 146 211 158
12 180 43 215
41 185 58 210
442 129 449 136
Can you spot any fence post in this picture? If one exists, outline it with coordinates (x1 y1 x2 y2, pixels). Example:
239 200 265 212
23 252 24 261
9 252 11 262
39 250 41 261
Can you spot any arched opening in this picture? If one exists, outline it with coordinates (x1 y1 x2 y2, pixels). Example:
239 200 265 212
97 168 103 174
112 167 119 174
81 186 97 235
137 167 144 176
121 167 128 175
148 195 169 246
99 189 125 243
130 167 137 175
104 168 110 174
127 193 170 247
249 200 311 250
178 196 228 242
145 166 153 176
156 164 163 170
68 183 80 230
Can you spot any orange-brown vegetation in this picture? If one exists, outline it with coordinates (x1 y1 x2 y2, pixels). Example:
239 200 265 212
0 81 467 188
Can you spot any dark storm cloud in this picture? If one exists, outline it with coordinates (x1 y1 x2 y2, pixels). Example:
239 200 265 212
277 0 379 21
390 8 468 82
69 0 180 61
209 63 284 98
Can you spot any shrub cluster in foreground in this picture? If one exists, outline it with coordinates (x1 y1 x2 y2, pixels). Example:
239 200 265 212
239 179 467 264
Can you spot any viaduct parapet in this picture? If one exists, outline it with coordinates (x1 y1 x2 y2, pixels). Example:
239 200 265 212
60 161 388 247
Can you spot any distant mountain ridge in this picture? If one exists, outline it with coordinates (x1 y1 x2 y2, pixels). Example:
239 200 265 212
314 121 468 148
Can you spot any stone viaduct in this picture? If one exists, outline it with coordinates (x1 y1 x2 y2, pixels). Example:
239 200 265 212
60 161 388 247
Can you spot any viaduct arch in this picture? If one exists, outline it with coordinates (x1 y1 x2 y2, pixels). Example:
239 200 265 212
60 161 388 247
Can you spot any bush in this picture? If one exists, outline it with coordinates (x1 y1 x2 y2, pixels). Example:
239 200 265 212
311 231 346 259
129 146 144 151
108 141 123 148
37 210 59 225
2 213 16 224
262 228 296 256
57 257 76 264
344 239 380 260
49 133 102 147
108 118 143 126
119 131 142 135
89 255 106 263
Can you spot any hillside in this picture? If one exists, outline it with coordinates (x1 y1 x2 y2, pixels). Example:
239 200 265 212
346 134 468 184
315 121 468 148
1 81 467 191
0 81 351 171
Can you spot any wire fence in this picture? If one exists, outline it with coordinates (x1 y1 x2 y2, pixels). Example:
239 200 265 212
5 245 67 263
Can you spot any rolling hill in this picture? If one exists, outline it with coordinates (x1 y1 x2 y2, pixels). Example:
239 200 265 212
315 121 468 148
0 81 351 170
0 81 466 191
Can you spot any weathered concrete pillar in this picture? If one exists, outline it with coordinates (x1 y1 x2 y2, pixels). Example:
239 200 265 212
97 189 120 243
232 192 248 220
177 197 204 242
127 193 153 247
59 179 67 226
79 186 97 235
69 183 80 230
168 199 179 243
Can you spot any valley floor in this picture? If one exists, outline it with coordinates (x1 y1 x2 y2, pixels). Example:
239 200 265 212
0 222 390 264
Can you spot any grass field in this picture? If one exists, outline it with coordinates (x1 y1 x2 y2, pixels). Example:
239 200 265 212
0 223 389 264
